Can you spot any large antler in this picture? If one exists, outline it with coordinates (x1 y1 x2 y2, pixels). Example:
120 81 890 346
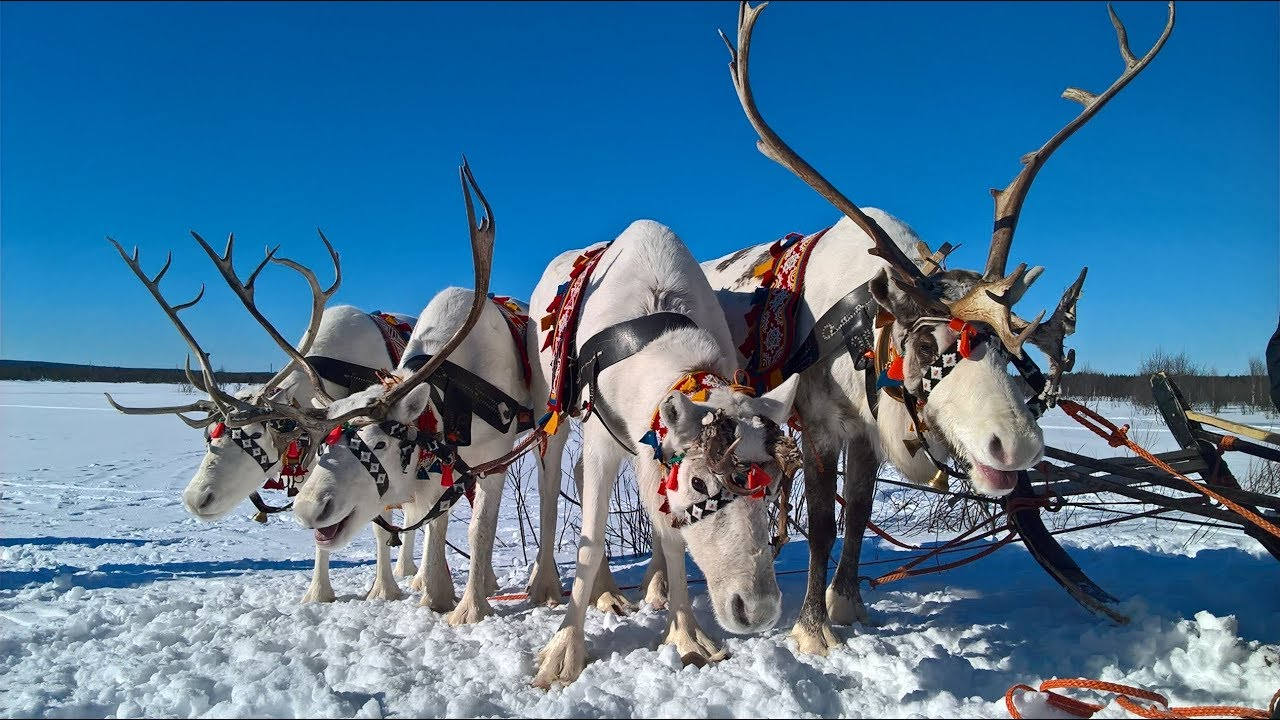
719 1 945 312
953 2 1174 354
1027 267 1088 396
191 229 341 404
103 238 255 422
250 156 496 436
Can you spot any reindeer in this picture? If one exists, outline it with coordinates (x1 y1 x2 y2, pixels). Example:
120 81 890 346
682 0 1175 655
254 160 542 625
105 221 448 605
526 219 802 688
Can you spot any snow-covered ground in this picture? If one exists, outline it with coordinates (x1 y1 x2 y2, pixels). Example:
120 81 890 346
2 381 1277 718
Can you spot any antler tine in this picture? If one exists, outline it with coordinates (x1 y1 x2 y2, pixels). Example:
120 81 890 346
191 229 341 404
102 392 220 420
985 2 1175 281
719 1 940 308
321 156 497 432
262 230 342 400
1028 266 1088 394
107 237 244 418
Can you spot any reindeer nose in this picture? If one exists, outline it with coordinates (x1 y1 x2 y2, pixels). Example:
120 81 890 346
194 489 215 512
311 494 337 526
731 594 750 628
988 435 1008 465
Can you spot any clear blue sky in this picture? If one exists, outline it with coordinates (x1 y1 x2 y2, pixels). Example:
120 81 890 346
2 1 1276 375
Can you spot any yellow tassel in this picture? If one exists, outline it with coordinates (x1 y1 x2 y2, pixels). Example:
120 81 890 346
752 257 775 278
540 313 557 332
544 412 561 436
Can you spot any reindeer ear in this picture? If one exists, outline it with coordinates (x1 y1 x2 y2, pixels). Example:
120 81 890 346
869 268 922 326
658 391 707 449
746 374 799 427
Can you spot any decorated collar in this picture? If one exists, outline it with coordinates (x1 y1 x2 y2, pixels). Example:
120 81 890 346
638 370 776 527
875 316 988 402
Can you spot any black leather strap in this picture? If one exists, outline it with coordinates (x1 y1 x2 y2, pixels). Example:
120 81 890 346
781 283 878 378
402 354 535 437
305 355 383 393
575 312 699 453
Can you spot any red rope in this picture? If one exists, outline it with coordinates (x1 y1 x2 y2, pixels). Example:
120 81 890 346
1005 678 1273 719
1057 400 1280 543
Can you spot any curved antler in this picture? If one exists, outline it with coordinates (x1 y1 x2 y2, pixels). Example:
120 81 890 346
106 238 253 420
248 156 497 435
719 1 944 312
956 2 1174 354
1027 266 1088 396
190 228 341 404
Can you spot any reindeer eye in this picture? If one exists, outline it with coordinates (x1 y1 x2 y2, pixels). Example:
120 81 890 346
691 476 709 495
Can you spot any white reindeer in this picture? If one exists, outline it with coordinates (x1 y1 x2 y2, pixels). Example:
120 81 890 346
684 0 1173 654
270 160 535 624
105 231 446 605
527 219 802 688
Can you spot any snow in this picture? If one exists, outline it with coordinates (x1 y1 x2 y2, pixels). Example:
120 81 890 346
2 381 1277 718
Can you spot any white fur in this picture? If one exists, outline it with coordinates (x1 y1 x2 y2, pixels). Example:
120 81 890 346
291 287 535 625
701 210 1047 652
178 304 420 604
528 220 798 689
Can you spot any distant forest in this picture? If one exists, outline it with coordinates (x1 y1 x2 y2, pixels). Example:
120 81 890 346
0 359 273 385
2 348 1275 414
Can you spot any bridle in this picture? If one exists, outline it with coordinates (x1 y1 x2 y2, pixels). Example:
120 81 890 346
644 372 788 528
875 313 1054 481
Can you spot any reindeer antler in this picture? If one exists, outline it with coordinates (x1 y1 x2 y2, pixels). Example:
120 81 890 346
104 238 256 422
191 228 341 404
247 156 497 436
953 2 1174 354
1027 266 1088 397
719 1 945 312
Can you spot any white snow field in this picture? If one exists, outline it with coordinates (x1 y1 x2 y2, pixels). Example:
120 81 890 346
2 380 1277 718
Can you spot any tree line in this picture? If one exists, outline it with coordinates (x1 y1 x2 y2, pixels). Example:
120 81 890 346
0 359 273 385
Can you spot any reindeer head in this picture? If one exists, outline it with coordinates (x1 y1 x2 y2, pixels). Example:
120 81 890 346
719 0 1174 494
104 226 339 520
648 375 799 633
289 160 496 548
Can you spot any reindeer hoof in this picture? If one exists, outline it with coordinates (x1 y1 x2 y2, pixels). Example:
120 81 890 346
789 621 841 656
447 603 492 626
299 586 336 604
826 585 870 626
364 581 404 602
664 624 727 665
641 569 669 610
394 559 418 579
526 563 564 607
594 591 634 616
532 627 587 690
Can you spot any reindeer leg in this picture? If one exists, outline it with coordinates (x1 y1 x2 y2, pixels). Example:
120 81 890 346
659 527 727 666
828 438 875 626
789 426 841 655
395 505 419 578
575 454 632 615
533 432 621 689
526 428 569 607
448 476 502 626
364 514 404 602
416 513 457 612
300 545 336 604
639 528 668 610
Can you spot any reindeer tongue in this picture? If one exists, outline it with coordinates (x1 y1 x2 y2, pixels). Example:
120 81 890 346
314 516 346 543
971 463 1018 495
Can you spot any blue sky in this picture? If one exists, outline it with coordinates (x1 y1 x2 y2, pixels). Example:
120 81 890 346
2 1 1276 375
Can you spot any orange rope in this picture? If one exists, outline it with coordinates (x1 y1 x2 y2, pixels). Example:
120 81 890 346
1005 678 1273 719
1057 400 1280 543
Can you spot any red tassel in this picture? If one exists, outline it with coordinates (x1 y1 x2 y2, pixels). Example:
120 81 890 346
324 426 344 445
286 441 301 461
209 422 225 439
664 462 680 493
949 318 977 359
659 498 671 514
263 478 285 490
440 464 454 488
887 355 905 382
746 464 770 491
